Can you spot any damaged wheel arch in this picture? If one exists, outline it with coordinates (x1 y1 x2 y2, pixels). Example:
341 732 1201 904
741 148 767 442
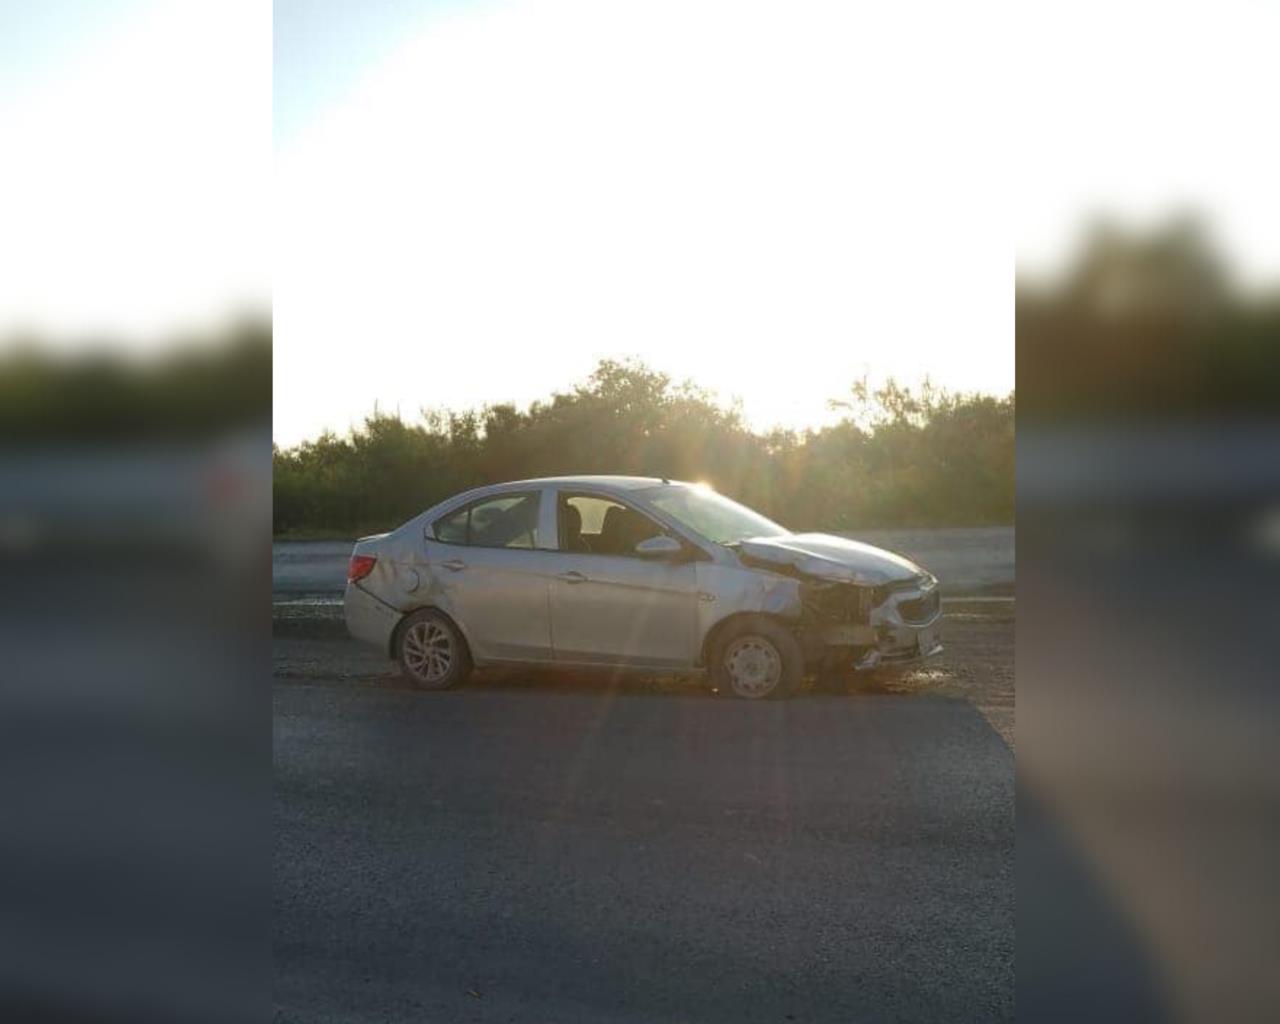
389 602 473 665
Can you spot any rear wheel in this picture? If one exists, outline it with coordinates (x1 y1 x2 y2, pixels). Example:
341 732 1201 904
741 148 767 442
396 609 471 690
711 617 802 700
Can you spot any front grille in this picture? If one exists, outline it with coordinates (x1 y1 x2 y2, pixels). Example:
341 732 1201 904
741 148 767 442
802 583 871 623
898 589 940 624
871 575 928 609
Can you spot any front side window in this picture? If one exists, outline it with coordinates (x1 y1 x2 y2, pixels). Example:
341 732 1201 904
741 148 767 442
433 491 541 549
558 493 666 557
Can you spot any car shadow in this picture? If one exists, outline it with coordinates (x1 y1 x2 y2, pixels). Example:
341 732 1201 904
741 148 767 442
370 665 920 701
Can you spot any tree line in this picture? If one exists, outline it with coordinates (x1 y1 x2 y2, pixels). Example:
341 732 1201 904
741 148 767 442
273 362 1015 537
1018 216 1280 422
0 321 271 440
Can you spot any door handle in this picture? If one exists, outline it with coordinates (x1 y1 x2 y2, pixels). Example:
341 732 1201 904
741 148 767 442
442 558 467 572
556 570 588 584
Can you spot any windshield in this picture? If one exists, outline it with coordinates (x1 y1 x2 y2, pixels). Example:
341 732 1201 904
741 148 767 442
642 485 789 545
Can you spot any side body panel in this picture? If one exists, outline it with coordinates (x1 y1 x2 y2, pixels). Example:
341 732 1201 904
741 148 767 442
343 580 400 652
693 562 804 660
422 540 555 663
548 552 699 668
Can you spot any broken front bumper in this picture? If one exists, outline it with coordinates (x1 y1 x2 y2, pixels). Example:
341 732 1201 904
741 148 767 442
853 631 943 671
859 580 943 669
810 578 943 671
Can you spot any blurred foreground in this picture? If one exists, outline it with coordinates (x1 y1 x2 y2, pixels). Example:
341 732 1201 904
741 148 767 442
1018 219 1280 1021
0 324 270 1022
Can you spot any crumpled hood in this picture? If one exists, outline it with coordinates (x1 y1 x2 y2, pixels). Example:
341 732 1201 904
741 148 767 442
736 532 928 586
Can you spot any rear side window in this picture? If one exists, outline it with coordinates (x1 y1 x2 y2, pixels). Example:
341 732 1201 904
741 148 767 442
432 491 541 549
433 506 470 545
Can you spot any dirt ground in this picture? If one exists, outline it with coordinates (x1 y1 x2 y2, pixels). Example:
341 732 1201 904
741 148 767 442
273 599 1014 749
876 600 1014 749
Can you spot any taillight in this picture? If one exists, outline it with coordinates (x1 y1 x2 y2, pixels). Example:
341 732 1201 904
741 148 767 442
348 555 377 582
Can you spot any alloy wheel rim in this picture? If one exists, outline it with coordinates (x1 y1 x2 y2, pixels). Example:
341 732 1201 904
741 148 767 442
403 621 453 683
724 636 782 697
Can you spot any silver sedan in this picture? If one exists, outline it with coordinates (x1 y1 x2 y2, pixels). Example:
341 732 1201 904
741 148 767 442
344 476 941 699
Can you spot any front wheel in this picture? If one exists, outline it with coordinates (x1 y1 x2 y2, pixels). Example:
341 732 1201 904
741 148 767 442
711 617 803 700
396 609 471 690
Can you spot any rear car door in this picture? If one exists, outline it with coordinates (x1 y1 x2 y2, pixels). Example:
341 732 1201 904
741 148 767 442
425 489 554 663
548 491 698 668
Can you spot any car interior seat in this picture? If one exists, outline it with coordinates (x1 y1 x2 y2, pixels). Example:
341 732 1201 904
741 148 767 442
600 504 659 555
562 502 590 552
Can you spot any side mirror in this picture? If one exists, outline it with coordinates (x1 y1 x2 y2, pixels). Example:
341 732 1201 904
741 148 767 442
634 535 683 560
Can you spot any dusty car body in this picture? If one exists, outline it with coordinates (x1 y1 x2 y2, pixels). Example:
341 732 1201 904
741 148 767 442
344 476 941 698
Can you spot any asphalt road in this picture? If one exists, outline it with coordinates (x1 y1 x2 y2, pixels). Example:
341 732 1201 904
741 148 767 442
274 683 1014 1022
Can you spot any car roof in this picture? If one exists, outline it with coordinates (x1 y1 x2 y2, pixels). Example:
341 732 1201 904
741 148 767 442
494 475 683 492
407 476 701 538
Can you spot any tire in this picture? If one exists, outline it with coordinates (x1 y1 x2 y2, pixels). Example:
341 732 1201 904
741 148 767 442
396 609 471 690
710 616 803 700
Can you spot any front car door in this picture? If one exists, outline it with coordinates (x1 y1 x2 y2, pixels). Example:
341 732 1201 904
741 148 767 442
548 490 698 668
425 488 555 664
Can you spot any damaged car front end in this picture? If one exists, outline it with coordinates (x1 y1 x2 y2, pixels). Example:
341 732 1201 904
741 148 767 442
733 534 943 675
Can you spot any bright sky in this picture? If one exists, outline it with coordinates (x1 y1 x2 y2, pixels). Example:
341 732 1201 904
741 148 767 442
3 2 1275 444
0 0 270 346
274 0 1018 444
1012 2 1280 287
273 0 1278 445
